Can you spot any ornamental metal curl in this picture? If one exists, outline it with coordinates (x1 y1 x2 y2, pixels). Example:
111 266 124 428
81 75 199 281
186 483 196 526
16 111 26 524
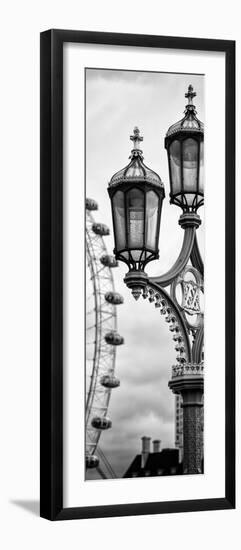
150 226 196 287
141 281 192 364
150 212 201 287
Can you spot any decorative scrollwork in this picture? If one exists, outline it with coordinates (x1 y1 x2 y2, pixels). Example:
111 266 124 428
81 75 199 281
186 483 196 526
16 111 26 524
172 362 204 378
182 279 200 314
170 265 204 331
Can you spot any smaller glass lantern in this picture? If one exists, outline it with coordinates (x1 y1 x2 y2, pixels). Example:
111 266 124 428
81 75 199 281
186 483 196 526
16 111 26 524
108 127 165 272
165 85 204 213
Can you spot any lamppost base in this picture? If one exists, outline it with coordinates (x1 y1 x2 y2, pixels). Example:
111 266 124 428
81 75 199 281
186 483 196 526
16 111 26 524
124 270 148 301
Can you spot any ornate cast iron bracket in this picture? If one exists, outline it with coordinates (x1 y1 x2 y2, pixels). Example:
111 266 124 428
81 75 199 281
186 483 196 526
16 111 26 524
140 281 192 365
124 211 204 365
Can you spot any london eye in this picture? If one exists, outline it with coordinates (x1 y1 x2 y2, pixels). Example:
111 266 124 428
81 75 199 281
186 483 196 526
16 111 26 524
85 197 124 478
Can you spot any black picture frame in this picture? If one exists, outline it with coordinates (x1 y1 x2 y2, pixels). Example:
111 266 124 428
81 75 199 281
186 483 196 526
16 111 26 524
40 29 235 521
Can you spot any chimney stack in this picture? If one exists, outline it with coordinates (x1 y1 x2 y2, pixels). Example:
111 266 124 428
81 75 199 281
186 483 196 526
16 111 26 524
141 436 151 468
153 439 161 453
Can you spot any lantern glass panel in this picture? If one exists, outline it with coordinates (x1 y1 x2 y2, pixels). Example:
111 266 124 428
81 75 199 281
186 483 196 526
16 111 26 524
182 138 198 192
169 140 181 194
146 190 159 250
186 193 196 207
199 140 204 193
113 190 126 251
131 249 143 261
127 188 145 248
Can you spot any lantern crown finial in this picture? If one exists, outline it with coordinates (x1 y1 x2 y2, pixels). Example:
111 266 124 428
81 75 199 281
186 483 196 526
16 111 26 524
109 126 164 189
130 126 143 158
184 84 198 117
185 84 196 106
130 126 143 147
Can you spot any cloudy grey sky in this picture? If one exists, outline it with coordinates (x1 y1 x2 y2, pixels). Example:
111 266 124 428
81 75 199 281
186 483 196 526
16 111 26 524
85 68 204 479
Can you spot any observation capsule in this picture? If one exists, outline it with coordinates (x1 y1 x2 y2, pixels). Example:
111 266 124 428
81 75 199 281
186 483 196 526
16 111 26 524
85 454 99 469
105 291 124 305
100 374 120 389
91 416 112 430
100 254 119 268
92 223 110 236
86 197 98 211
104 331 124 346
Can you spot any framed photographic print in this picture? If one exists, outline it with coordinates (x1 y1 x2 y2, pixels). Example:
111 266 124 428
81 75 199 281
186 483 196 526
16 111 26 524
40 29 235 520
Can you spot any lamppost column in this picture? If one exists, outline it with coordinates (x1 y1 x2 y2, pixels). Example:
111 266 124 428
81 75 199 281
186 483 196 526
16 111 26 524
168 364 204 474
181 387 203 474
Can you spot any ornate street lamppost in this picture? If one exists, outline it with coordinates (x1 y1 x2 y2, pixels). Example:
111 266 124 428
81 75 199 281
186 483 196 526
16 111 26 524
108 85 204 475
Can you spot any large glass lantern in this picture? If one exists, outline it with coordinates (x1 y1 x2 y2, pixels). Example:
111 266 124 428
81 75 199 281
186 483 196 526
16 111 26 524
165 85 204 213
108 127 165 272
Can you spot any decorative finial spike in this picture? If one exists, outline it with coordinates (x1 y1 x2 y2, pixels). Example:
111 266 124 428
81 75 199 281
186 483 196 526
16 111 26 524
130 126 143 149
185 84 196 105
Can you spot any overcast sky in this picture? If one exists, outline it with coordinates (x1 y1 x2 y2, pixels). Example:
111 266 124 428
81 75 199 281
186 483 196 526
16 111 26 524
85 68 204 479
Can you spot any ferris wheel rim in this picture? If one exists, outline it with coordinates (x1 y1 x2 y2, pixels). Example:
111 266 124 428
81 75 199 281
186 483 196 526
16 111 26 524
85 202 123 470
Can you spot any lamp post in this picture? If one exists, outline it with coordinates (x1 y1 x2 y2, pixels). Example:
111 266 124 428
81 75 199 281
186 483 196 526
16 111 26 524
108 85 204 474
